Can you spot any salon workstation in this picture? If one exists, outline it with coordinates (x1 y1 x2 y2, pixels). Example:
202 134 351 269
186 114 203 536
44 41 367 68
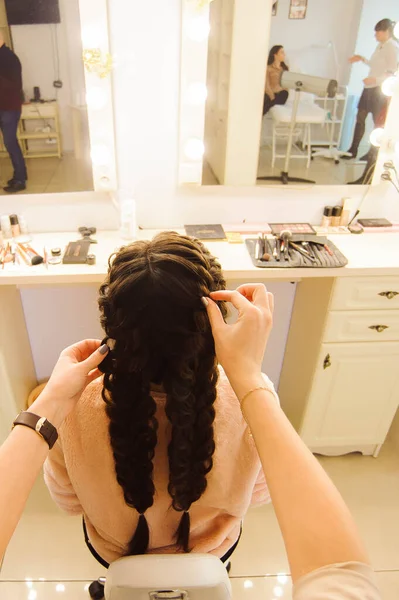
1 0 399 598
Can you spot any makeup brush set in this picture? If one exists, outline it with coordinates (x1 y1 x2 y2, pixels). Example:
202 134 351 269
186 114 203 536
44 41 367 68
0 242 45 268
246 231 348 269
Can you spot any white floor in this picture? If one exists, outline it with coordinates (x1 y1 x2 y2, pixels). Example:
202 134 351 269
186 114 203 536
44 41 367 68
0 153 94 195
2 435 399 598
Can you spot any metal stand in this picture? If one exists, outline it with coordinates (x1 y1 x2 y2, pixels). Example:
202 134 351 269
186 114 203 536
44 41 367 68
258 89 315 185
311 96 351 164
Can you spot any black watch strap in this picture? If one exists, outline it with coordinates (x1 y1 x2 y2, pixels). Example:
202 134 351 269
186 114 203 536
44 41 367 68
12 411 58 449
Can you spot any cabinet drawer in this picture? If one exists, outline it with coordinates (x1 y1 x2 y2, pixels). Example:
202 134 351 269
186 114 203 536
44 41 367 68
331 277 399 310
324 310 399 343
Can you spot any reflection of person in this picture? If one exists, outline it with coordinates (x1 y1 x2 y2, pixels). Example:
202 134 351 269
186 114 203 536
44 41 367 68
44 233 272 569
0 32 27 193
345 18 399 163
0 282 381 599
263 45 289 115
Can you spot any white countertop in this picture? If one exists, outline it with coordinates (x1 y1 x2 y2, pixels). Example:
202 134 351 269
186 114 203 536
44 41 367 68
0 230 398 286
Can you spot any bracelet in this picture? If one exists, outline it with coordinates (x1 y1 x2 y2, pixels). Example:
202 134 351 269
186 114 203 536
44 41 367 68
240 385 275 414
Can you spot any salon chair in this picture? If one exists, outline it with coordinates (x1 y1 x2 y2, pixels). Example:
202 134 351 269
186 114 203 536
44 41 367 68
95 554 232 600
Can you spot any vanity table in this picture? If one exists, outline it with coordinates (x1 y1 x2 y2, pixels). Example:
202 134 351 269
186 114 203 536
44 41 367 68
1 230 399 458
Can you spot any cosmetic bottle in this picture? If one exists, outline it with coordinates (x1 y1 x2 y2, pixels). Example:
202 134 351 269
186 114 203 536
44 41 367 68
9 214 21 237
332 206 343 226
340 198 352 226
0 215 12 239
321 206 333 228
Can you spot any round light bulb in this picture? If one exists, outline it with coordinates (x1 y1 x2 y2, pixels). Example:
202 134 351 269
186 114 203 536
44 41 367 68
56 583 66 593
91 144 111 166
81 25 103 48
186 82 208 105
381 75 398 97
185 16 210 41
86 86 108 110
184 138 205 160
369 127 384 147
395 22 399 39
244 580 254 589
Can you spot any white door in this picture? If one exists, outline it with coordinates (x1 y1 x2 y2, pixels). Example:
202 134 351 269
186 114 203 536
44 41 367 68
203 0 234 184
300 342 399 450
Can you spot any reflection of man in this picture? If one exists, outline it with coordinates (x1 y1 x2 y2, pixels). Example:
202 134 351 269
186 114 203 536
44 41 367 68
0 32 27 193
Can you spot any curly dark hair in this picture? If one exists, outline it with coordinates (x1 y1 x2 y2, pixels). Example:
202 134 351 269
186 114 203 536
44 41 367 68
98 231 227 555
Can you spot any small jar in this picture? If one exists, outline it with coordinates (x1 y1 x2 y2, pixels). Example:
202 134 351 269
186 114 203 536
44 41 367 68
18 214 29 235
9 214 21 237
331 206 343 227
321 206 333 228
0 215 13 239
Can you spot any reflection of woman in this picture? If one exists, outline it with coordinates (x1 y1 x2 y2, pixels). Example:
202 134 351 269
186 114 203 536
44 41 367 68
263 45 289 115
345 18 399 161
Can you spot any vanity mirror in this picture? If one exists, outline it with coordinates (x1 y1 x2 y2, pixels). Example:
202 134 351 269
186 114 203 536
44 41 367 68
0 0 116 196
179 0 398 187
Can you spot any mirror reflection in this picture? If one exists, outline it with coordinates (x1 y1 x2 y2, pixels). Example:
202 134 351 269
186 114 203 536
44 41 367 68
0 0 93 195
202 0 399 186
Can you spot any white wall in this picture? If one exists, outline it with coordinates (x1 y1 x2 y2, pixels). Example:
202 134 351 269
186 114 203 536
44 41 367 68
348 0 399 96
269 0 362 85
10 0 86 153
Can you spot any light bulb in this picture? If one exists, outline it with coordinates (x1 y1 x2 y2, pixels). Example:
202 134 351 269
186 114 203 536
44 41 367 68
186 82 208 105
28 591 37 600
370 127 384 147
185 16 210 41
244 580 254 589
91 144 111 166
184 138 205 160
82 25 104 48
56 583 66 592
382 75 398 97
86 86 108 110
395 22 399 39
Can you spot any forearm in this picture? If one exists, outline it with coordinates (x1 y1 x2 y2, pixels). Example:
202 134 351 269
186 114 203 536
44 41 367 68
0 426 49 561
0 395 63 561
229 377 369 582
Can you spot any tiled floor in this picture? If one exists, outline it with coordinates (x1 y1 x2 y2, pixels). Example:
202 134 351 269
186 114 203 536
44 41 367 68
201 145 370 186
2 436 399 598
0 153 94 195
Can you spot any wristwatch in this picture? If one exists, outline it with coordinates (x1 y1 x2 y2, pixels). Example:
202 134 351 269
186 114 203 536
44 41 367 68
12 411 58 449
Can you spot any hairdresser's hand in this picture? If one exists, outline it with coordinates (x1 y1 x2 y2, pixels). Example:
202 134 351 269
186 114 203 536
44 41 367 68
363 76 376 86
204 284 274 397
349 54 364 63
28 340 109 429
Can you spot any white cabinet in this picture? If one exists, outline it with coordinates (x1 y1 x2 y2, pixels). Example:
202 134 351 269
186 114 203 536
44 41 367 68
300 342 399 456
279 276 399 456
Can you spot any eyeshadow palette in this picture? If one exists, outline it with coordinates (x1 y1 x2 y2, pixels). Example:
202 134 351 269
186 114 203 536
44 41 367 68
269 223 316 236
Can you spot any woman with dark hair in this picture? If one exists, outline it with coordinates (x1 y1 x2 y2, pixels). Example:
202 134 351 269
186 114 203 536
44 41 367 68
44 232 274 568
345 18 399 178
263 45 289 115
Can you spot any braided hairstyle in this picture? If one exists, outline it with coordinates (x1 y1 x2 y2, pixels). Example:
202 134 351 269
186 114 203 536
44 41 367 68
98 232 227 555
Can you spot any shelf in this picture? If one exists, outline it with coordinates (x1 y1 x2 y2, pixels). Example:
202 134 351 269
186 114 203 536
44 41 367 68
23 151 61 158
19 132 58 140
21 115 56 121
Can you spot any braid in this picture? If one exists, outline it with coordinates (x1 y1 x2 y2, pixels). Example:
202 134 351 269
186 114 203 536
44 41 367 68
102 369 158 555
98 232 227 556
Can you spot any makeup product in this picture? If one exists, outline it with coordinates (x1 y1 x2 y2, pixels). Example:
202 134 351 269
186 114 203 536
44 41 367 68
15 245 30 265
270 223 316 236
331 206 343 227
272 239 278 260
43 247 48 270
280 230 292 261
290 241 316 262
357 218 392 227
324 244 334 257
0 215 12 239
255 233 264 260
340 198 352 226
348 223 364 234
48 256 62 265
51 247 62 256
9 215 20 237
321 206 333 228
347 209 360 228
276 238 281 262
18 215 29 235
63 240 91 264
18 244 43 265
87 254 96 265
302 241 315 259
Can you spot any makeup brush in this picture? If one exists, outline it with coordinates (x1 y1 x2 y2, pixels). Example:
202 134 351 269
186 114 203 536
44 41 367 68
18 244 44 266
280 230 292 261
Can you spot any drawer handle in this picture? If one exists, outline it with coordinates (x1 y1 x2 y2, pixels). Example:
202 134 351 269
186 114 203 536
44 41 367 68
369 325 389 333
379 291 399 300
323 354 331 369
